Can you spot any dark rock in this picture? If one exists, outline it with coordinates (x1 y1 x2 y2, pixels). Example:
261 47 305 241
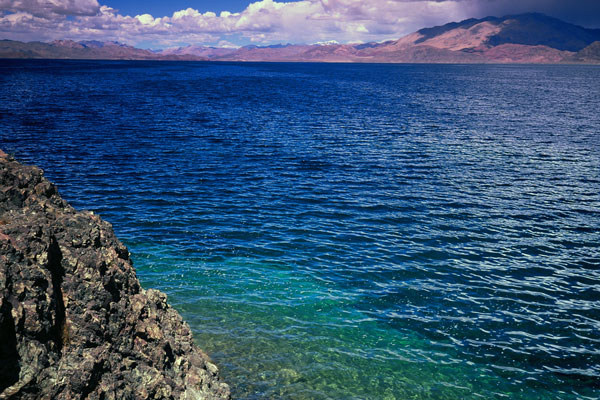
0 150 230 400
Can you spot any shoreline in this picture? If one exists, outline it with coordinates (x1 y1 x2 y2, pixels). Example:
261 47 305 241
1 55 600 65
0 150 230 399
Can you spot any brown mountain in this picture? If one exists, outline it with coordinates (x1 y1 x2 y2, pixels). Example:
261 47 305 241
0 39 201 60
160 45 235 59
2 13 600 63
159 13 600 63
569 41 600 63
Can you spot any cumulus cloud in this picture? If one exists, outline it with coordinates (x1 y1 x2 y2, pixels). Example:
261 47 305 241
0 0 100 17
0 0 598 47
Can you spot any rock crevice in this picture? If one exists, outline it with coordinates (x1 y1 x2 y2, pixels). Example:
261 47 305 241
0 151 230 400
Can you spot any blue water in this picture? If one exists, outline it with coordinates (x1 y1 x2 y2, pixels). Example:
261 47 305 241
1 60 600 399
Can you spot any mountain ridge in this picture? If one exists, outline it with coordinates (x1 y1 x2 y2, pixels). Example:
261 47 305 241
1 13 599 63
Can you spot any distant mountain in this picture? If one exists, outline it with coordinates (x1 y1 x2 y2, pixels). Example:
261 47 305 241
350 13 600 63
159 45 235 59
569 41 600 63
0 39 202 60
2 13 600 63
414 13 600 52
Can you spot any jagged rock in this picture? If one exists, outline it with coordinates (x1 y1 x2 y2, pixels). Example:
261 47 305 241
0 150 230 400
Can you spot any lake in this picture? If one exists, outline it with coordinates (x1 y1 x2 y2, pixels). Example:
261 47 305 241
1 60 599 399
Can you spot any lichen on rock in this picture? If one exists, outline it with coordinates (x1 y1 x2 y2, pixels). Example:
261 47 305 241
0 150 230 400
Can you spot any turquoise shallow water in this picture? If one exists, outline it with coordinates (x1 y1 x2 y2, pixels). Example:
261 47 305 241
1 60 600 399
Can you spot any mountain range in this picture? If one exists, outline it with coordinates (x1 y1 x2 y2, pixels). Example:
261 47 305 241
2 13 599 63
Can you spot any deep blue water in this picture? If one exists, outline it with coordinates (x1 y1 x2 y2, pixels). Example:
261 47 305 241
1 59 600 399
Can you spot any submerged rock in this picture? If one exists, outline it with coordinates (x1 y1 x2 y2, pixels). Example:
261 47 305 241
0 150 230 400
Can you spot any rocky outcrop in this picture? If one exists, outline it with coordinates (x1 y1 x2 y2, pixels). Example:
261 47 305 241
0 150 230 400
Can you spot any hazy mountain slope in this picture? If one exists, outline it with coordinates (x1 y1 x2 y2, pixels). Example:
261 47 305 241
482 44 573 63
160 45 237 59
0 39 202 60
213 44 315 61
485 13 600 51
569 41 600 63
0 40 79 59
416 21 502 51
353 42 484 63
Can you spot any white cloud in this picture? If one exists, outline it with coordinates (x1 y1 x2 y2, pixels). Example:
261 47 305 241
0 0 100 18
4 0 593 47
217 39 240 48
135 14 157 26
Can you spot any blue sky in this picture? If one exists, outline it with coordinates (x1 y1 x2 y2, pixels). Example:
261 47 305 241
1 0 599 49
102 0 274 16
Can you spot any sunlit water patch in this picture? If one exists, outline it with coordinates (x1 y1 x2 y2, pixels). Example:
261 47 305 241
1 60 599 399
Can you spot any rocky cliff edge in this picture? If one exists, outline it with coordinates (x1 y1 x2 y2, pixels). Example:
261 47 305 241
0 150 230 400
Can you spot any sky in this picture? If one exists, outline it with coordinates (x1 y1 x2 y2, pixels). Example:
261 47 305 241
1 0 600 49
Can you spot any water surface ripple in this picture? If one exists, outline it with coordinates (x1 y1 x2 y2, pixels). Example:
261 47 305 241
1 60 600 399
